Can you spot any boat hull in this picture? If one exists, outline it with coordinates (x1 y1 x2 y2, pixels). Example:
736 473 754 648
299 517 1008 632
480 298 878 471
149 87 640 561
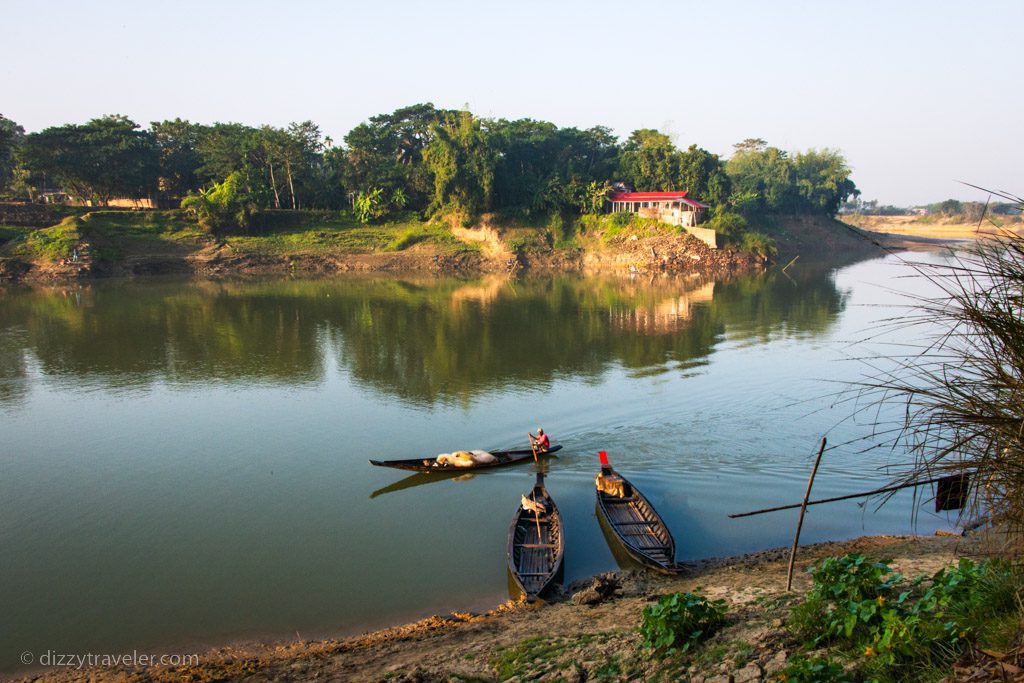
370 445 561 472
595 467 680 574
507 474 564 600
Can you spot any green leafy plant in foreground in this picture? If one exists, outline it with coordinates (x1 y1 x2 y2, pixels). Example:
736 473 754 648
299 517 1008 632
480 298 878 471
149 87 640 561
640 591 727 654
790 553 1023 680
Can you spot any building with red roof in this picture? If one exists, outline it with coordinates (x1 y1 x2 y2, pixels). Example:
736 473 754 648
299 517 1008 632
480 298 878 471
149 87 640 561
609 190 710 228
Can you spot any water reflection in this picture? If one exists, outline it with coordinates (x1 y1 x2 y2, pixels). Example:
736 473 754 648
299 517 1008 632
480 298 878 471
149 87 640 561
0 267 847 408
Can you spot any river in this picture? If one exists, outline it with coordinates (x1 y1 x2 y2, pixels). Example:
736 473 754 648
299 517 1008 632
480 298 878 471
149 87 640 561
0 252 959 671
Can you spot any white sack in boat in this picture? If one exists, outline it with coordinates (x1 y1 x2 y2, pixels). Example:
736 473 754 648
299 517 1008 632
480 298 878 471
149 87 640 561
471 450 497 464
521 495 546 514
435 451 475 467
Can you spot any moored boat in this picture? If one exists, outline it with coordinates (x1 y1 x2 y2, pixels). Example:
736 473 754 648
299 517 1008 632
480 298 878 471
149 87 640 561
507 472 564 600
594 451 681 574
369 444 561 472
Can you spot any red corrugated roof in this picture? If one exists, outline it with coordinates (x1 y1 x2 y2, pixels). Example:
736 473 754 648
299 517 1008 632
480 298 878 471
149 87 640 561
680 197 710 209
609 191 709 209
609 191 689 201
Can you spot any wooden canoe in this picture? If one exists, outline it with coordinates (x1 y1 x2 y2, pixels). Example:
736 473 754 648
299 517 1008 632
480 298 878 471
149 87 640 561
369 444 561 472
507 472 564 601
595 457 681 574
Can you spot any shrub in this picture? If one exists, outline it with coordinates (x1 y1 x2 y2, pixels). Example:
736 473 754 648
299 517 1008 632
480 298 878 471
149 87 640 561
790 553 1024 679
782 655 851 682
181 171 258 233
609 211 632 228
640 591 727 655
707 208 747 239
741 231 778 259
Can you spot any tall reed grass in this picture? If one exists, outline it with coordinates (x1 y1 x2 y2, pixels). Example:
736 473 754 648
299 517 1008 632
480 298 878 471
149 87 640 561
852 188 1024 542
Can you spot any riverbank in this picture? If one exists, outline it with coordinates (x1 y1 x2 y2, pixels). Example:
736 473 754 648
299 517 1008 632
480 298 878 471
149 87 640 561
843 213 1024 241
10 532 1005 683
0 207 901 284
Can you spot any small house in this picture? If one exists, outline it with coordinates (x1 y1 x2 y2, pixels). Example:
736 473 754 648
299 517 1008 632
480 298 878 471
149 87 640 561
609 191 709 227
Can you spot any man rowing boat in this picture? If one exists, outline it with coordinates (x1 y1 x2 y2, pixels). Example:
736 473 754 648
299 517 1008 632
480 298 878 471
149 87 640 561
529 427 550 453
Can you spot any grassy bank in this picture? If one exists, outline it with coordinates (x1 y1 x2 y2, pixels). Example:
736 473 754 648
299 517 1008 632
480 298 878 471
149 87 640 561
0 207 907 282
0 209 481 274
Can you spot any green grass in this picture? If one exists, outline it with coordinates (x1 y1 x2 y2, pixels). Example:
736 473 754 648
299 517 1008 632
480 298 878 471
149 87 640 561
0 225 29 245
578 212 686 244
9 217 81 260
1 209 481 262
384 223 465 252
492 635 571 680
79 210 206 243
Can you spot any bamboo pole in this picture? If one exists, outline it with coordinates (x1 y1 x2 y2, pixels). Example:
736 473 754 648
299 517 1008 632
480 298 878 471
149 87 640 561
729 476 952 518
531 474 543 543
787 437 826 592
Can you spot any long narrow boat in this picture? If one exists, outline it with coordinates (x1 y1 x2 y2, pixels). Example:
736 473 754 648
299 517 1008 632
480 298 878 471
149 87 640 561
507 472 564 601
369 444 561 472
594 451 682 574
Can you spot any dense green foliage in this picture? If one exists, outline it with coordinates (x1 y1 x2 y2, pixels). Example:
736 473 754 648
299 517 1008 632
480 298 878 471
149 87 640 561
180 171 258 232
788 554 1024 681
616 130 732 207
423 110 496 220
727 138 858 215
0 114 24 196
640 591 727 654
19 115 160 205
3 107 860 232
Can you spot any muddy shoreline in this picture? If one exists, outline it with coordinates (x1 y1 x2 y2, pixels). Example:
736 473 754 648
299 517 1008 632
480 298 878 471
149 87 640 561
8 532 992 683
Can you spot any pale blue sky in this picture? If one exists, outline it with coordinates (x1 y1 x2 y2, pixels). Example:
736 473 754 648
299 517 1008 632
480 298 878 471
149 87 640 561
3 0 1021 205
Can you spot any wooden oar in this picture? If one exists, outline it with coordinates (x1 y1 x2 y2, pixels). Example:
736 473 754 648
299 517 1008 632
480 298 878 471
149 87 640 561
530 490 543 546
529 433 538 462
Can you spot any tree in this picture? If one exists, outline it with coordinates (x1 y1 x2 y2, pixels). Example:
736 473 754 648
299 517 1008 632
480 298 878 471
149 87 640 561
791 149 859 215
20 115 159 205
152 118 207 202
582 180 610 215
0 114 24 197
423 110 496 219
678 145 731 207
617 129 681 191
938 199 963 216
343 103 451 209
489 120 619 215
284 121 328 209
726 142 795 213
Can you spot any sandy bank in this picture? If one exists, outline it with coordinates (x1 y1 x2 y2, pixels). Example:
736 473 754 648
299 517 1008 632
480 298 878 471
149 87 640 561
11 533 993 683
845 214 1024 241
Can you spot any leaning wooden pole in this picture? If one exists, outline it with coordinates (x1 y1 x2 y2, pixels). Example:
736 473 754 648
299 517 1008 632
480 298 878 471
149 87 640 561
728 476 953 518
786 437 827 592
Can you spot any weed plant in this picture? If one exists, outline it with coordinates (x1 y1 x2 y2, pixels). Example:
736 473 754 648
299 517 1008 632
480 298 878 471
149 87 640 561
640 591 727 655
788 553 1023 681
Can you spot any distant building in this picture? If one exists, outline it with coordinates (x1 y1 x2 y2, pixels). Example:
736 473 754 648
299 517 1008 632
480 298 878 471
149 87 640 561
609 191 709 228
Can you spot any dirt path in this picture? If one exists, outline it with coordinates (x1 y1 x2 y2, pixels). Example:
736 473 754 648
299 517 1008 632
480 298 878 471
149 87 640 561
11 534 987 683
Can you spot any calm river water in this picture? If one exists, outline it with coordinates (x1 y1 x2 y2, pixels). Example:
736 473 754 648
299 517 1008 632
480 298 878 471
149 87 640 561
0 252 959 671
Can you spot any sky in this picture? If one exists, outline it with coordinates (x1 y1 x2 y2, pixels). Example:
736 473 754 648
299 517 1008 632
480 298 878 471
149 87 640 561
3 0 1021 206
